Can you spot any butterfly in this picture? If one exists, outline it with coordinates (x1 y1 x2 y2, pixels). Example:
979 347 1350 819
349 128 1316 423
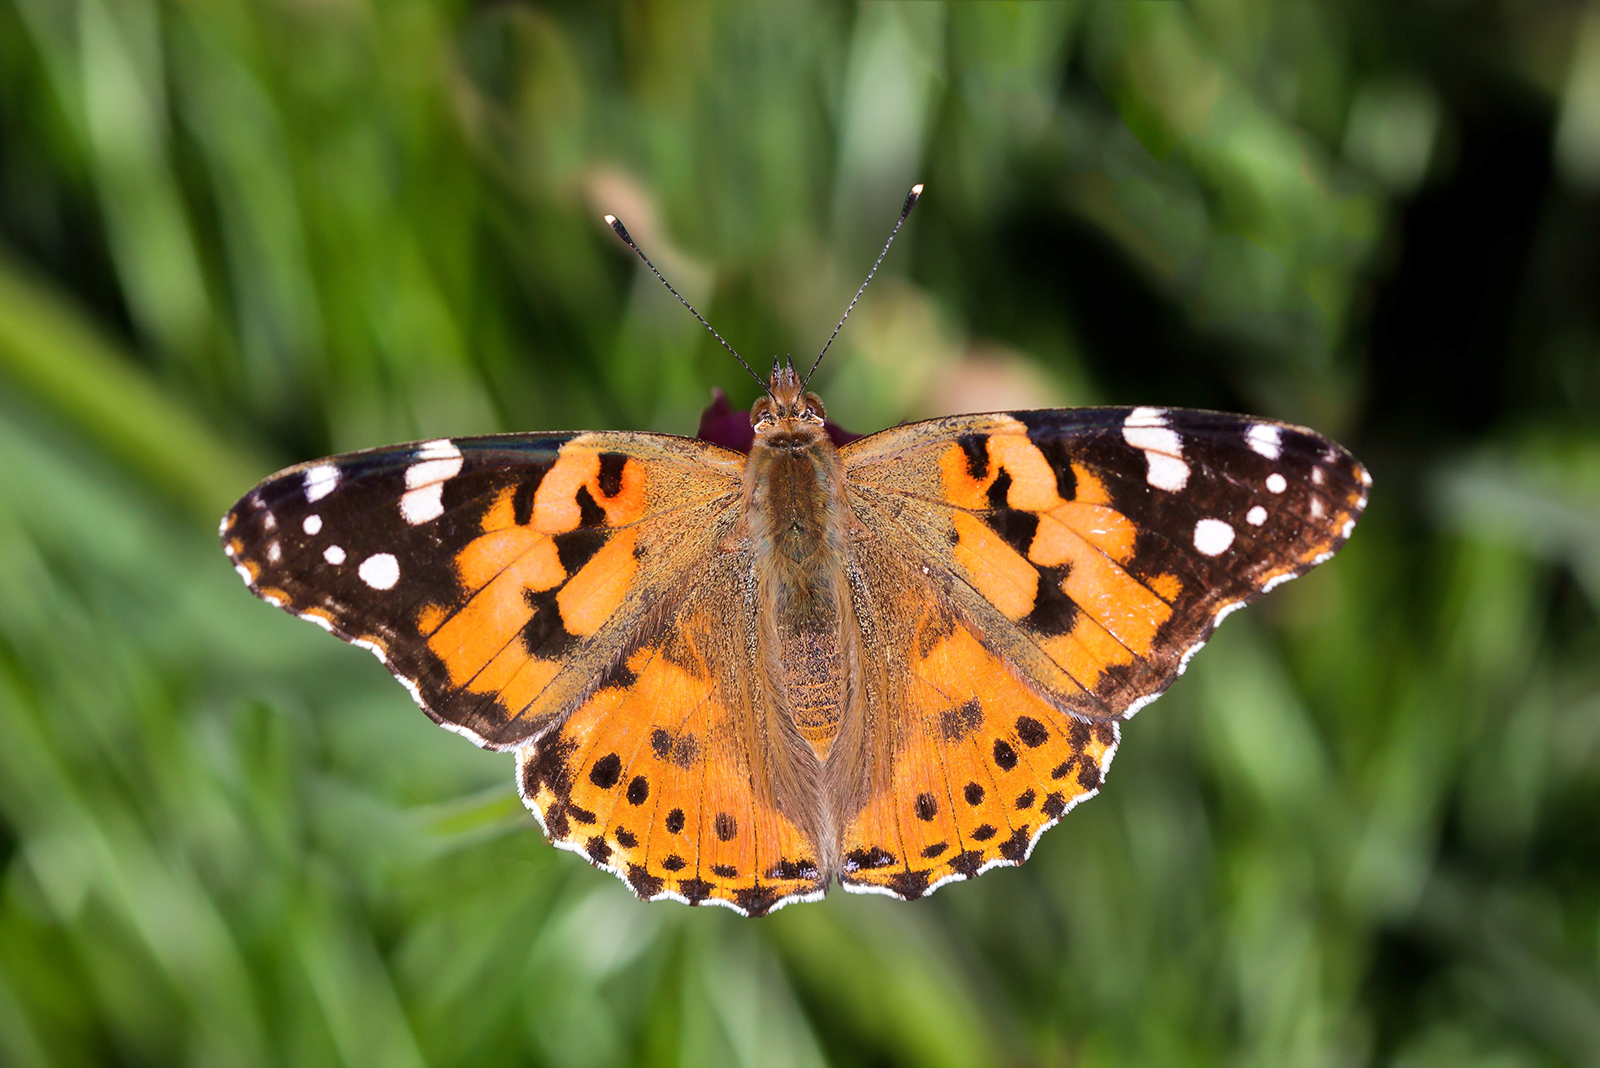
221 188 1370 916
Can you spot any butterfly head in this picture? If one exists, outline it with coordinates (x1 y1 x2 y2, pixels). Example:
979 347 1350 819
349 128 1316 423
751 357 828 447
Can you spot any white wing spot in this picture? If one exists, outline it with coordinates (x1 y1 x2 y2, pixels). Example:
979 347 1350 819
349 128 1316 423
266 541 281 563
358 553 399 590
304 464 340 502
324 545 346 565
233 563 254 587
303 514 322 535
1266 472 1287 494
262 512 277 531
1312 467 1325 485
401 440 464 526
1342 519 1356 538
400 483 446 526
1123 408 1189 491
1310 497 1325 518
1246 505 1268 526
1122 411 1178 452
414 438 462 462
1246 424 1282 460
1193 518 1235 556
1144 452 1190 492
1358 466 1373 487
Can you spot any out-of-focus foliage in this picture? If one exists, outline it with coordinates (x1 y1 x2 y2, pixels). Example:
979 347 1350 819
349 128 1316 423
1 1 1597 1065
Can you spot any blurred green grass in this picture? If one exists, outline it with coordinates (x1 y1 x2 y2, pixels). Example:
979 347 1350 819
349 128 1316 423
1 1 1598 1066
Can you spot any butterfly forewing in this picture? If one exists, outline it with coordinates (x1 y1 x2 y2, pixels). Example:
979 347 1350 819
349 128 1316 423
841 406 1371 724
222 432 745 747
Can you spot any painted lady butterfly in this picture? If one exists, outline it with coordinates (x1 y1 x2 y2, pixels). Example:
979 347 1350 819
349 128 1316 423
221 188 1369 915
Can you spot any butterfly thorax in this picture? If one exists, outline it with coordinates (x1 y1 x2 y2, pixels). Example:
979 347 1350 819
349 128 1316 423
745 366 856 766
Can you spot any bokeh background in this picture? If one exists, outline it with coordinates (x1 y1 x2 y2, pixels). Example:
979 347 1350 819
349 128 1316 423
1 1 1599 1065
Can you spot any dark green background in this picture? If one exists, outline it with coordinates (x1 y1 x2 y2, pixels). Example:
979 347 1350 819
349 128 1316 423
2 2 1599 1065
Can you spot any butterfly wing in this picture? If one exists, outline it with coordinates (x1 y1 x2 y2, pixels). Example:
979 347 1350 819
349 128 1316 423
832 406 1369 898
834 529 1121 899
517 541 828 915
841 406 1369 722
223 431 825 913
223 432 745 747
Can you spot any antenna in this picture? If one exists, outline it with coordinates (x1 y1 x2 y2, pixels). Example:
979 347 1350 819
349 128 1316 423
603 215 768 393
803 183 923 388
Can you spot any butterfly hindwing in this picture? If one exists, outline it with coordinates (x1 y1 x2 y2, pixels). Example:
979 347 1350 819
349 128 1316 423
837 531 1120 899
841 406 1370 726
222 432 746 747
517 545 827 915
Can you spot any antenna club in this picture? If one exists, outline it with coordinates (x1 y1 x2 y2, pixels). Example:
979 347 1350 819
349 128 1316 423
604 215 633 244
911 183 924 196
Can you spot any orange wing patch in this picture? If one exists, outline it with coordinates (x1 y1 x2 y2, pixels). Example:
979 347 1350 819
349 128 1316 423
532 448 647 532
950 512 1039 621
838 616 1118 900
557 530 639 636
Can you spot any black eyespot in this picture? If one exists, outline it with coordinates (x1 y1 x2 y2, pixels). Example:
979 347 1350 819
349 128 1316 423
589 753 622 789
1015 716 1048 747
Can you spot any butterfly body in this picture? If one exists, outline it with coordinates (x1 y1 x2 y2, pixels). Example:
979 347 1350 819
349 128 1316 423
223 377 1369 915
736 366 854 872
